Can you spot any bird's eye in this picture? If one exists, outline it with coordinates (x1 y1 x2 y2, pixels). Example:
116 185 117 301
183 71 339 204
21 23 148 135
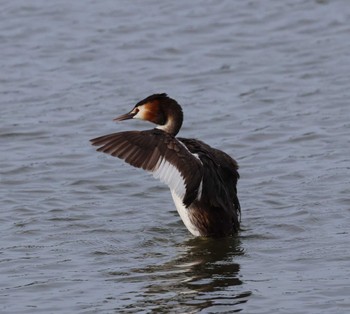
131 107 139 114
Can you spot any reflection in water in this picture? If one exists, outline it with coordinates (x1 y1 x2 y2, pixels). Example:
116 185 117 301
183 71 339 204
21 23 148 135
116 237 251 313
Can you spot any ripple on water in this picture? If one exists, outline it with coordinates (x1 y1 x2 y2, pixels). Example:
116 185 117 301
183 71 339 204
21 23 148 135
1 0 350 313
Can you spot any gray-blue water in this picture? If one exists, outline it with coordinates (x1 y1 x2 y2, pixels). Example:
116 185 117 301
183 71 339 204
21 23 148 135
1 0 349 313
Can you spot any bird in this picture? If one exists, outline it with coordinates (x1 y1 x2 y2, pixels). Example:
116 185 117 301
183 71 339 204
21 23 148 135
90 93 240 237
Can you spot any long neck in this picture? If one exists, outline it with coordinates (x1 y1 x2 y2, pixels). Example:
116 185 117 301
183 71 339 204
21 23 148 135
156 102 183 136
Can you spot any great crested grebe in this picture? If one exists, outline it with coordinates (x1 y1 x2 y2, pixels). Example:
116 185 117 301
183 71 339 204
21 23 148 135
90 93 241 237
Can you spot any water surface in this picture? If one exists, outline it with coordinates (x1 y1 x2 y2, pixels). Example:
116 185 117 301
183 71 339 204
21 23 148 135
1 0 350 313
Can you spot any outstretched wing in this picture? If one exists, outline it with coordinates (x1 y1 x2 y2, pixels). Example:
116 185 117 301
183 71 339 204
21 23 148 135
90 129 203 206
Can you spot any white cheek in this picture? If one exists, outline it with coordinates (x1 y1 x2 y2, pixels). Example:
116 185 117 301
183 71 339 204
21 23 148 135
133 106 147 120
133 111 143 119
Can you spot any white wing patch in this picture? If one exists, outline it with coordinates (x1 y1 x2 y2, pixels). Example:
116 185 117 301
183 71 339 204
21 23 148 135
153 158 186 199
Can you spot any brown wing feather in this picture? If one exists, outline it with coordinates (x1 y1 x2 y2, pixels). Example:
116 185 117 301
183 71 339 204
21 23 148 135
90 129 203 206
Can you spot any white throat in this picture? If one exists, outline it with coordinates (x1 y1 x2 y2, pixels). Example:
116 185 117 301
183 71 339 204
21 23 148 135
156 117 176 134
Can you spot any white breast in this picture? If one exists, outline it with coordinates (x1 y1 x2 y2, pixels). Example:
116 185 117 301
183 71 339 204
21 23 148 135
170 190 201 236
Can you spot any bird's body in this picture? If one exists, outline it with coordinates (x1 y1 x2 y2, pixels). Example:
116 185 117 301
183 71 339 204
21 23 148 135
90 94 240 237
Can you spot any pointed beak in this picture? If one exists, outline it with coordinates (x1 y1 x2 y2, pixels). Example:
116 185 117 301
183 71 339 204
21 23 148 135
113 111 136 122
